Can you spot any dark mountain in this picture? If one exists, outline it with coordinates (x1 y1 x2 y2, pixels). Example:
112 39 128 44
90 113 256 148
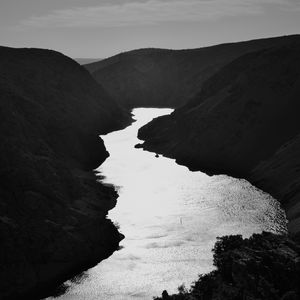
0 46 131 299
138 38 300 239
85 35 299 109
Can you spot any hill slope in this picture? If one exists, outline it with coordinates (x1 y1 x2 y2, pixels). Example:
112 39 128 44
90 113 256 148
0 46 131 299
138 38 300 238
85 35 299 108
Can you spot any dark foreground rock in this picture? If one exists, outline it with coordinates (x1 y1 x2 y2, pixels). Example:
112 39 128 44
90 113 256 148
138 37 300 239
85 35 299 109
0 46 132 299
154 232 300 300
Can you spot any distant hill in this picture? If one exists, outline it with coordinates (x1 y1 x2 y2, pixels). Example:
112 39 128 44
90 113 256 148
0 46 131 299
137 37 300 238
85 35 299 108
74 58 102 65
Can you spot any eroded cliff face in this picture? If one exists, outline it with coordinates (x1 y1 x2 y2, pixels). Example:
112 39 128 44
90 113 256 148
85 35 299 109
137 38 300 239
0 46 131 299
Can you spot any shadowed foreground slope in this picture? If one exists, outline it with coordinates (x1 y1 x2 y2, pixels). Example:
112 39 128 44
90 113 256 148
154 233 300 300
138 38 300 238
0 46 131 299
85 35 299 109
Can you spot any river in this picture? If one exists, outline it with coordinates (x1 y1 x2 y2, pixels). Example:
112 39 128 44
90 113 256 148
53 108 287 300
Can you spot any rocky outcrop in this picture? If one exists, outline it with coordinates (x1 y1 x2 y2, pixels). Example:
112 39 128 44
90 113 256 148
85 35 299 109
138 38 300 239
154 232 300 300
0 46 132 299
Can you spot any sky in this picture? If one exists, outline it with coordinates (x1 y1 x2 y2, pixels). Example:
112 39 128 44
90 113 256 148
0 0 299 59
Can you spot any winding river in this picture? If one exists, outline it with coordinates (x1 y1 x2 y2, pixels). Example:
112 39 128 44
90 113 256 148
54 108 287 300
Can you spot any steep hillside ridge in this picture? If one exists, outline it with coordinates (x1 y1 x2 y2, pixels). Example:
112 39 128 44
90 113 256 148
0 46 131 169
138 39 300 237
251 135 300 237
0 46 131 299
85 35 299 108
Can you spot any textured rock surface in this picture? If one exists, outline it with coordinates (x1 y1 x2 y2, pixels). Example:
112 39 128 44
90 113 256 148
0 46 131 299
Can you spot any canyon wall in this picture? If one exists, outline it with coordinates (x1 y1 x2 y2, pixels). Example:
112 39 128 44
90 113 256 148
0 46 131 299
137 37 300 239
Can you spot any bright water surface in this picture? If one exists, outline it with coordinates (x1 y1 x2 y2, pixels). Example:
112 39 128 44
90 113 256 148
54 108 287 300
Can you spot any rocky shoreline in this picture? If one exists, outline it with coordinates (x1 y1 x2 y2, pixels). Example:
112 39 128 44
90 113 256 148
18 206 124 300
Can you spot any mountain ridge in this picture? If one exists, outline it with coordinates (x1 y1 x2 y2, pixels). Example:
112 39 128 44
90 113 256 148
85 34 300 109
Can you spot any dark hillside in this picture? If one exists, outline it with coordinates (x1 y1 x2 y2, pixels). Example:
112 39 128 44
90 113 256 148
135 38 300 300
85 35 299 108
0 46 131 299
138 38 300 238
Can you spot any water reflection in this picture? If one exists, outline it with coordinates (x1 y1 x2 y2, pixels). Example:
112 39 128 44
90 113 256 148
53 108 287 300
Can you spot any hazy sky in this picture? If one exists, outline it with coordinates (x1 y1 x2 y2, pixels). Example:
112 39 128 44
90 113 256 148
0 0 299 58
